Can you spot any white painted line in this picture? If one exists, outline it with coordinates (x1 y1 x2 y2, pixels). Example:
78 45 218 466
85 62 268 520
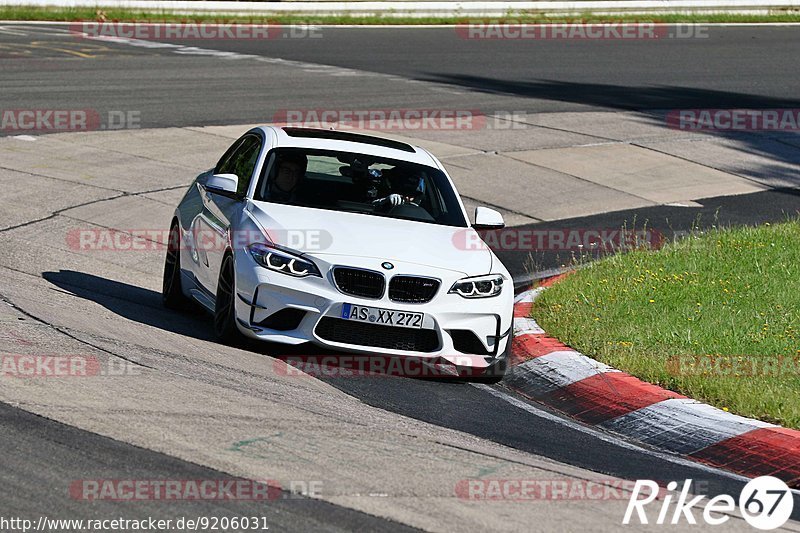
506 350 618 394
600 398 776 455
71 33 462 97
0 25 28 35
81 33 391 78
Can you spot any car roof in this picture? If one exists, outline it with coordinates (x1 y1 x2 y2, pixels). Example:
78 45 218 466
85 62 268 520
257 126 439 167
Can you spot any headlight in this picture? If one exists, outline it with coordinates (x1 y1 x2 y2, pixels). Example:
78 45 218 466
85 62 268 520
248 243 321 278
449 274 504 298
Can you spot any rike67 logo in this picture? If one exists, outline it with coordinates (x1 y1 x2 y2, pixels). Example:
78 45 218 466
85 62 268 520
624 477 794 530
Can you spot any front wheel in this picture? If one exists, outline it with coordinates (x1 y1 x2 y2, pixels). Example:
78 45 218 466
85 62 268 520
162 223 192 310
214 254 243 345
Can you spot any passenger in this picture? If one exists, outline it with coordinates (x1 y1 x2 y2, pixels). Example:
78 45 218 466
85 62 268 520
270 153 308 202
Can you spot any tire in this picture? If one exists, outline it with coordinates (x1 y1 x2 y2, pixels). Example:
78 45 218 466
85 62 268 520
162 223 192 310
467 333 512 384
214 253 243 345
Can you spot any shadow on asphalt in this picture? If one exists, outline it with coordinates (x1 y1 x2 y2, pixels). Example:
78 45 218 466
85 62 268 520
42 270 217 340
420 75 800 111
494 187 800 276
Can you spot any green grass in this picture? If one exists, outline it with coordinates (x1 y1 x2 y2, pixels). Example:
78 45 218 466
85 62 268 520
3 6 800 24
534 221 800 429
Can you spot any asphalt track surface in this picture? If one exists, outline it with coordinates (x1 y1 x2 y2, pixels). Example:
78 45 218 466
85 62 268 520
1 25 800 128
2 23 800 530
1 403 419 532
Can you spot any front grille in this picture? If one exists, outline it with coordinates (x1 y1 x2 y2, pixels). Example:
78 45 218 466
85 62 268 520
333 268 385 299
315 317 439 352
389 276 440 303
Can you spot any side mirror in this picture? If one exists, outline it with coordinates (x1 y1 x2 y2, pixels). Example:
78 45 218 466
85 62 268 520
473 206 505 230
205 173 239 199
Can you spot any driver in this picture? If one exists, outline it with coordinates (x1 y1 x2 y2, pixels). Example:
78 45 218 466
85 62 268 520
374 170 425 209
346 158 388 203
269 152 308 202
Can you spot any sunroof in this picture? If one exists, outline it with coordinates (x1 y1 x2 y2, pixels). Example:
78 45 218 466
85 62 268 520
282 127 416 153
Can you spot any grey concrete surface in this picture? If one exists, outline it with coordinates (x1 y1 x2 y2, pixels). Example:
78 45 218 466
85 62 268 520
507 143 765 204
639 135 800 190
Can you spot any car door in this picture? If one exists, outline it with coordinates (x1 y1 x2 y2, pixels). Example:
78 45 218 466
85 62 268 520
195 133 263 295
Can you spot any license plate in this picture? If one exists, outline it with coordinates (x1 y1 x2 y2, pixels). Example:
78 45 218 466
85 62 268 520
341 303 423 329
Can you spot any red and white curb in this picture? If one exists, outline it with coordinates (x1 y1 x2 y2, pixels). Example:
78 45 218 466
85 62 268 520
508 276 800 489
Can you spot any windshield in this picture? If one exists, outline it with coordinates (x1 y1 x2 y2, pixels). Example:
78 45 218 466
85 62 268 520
254 148 468 228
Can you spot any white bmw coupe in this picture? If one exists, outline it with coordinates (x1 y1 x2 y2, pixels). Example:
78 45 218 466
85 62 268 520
163 127 513 381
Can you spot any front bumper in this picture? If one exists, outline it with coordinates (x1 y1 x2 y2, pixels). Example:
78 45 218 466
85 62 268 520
233 253 513 369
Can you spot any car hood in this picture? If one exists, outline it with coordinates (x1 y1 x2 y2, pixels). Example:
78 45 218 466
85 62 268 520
247 201 492 276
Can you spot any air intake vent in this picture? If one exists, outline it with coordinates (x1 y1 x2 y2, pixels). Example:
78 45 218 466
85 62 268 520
449 329 491 356
316 318 439 352
258 308 306 331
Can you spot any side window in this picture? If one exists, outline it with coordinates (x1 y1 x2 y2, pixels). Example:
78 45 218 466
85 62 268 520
232 137 262 196
215 139 244 175
215 135 262 197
